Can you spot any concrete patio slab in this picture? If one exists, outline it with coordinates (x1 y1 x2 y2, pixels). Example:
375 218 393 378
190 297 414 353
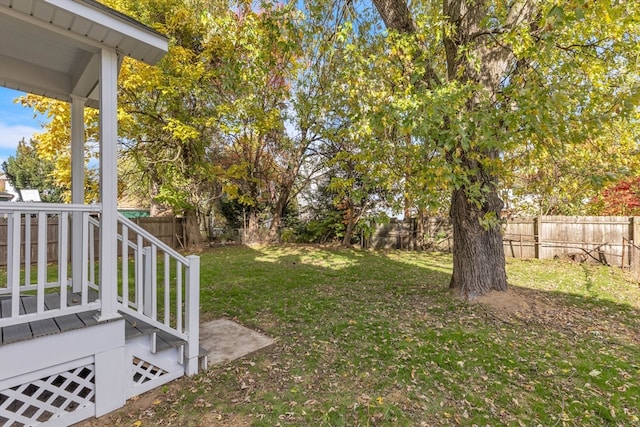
200 319 274 366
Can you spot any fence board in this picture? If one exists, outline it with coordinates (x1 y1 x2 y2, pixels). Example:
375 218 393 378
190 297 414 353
503 217 536 259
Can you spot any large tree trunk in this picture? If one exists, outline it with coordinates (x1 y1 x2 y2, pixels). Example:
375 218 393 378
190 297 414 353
267 185 292 243
183 207 202 249
449 185 507 298
244 207 261 243
341 209 357 247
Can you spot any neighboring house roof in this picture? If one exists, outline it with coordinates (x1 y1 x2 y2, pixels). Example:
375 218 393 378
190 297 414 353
0 191 15 202
0 0 168 108
0 174 18 201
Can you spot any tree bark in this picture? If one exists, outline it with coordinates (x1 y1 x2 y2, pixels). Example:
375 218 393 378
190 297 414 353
267 178 294 243
449 178 507 298
183 207 202 249
245 207 261 243
341 206 357 247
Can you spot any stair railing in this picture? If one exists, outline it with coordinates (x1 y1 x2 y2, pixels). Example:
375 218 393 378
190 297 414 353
89 214 200 375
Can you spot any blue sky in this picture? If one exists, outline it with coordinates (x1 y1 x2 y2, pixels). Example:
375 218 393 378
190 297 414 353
0 87 45 166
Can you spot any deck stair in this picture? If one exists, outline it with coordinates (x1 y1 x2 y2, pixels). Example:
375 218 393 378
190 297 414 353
120 312 189 399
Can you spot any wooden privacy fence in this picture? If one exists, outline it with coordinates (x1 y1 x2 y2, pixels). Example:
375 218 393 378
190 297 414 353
365 217 451 251
368 216 640 270
503 216 640 268
0 215 185 267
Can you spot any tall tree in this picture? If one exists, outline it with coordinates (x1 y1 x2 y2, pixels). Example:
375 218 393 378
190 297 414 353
208 4 305 242
362 0 639 298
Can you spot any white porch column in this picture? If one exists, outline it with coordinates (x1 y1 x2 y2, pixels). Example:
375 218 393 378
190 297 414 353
71 95 86 293
98 48 120 321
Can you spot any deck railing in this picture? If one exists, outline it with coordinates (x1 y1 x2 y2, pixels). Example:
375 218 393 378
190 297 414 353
0 203 102 327
110 214 200 374
0 205 200 372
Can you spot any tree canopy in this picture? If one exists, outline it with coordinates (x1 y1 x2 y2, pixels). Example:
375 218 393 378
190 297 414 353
11 0 640 296
1 138 66 203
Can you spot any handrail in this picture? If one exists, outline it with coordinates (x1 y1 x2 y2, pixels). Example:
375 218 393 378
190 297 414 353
0 202 101 213
112 215 189 264
0 208 200 374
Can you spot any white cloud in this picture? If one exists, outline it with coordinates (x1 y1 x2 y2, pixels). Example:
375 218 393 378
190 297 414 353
0 122 40 150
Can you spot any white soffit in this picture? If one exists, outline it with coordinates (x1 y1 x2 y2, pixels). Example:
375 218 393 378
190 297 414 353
0 0 168 105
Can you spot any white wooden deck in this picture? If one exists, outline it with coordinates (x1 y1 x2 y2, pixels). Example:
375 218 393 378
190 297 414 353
0 292 188 353
0 293 99 346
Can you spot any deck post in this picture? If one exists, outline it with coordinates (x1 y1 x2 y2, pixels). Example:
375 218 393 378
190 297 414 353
97 47 120 321
71 95 86 293
184 255 200 375
95 345 127 416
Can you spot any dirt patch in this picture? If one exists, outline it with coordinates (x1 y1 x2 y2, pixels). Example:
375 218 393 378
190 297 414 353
473 287 544 319
473 286 578 328
472 286 639 346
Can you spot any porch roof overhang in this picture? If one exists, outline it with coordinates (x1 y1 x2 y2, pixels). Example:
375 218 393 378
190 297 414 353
0 0 168 108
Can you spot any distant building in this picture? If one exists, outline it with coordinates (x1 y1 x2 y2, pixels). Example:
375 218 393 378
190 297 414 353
0 174 18 201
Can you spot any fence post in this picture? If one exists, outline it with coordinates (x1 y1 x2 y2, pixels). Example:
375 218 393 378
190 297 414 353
534 216 542 259
631 217 640 246
631 217 640 272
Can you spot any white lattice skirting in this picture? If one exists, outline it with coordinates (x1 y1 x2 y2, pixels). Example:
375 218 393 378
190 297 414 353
0 363 95 426
126 340 184 399
132 357 169 386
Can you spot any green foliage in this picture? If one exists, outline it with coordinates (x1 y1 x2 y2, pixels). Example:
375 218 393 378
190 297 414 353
1 139 65 203
17 95 100 203
17 0 640 244
326 0 640 217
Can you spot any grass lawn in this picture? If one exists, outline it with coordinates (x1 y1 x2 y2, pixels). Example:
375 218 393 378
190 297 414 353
84 245 640 426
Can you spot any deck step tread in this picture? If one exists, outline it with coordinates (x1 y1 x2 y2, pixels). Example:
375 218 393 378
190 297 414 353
2 324 32 345
77 310 99 327
1 294 188 358
43 293 91 332
28 319 59 338
0 292 102 345
55 314 86 332
122 313 158 335
155 332 185 352
121 313 186 353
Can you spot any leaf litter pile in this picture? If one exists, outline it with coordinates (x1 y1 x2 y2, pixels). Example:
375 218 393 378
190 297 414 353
78 246 639 426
